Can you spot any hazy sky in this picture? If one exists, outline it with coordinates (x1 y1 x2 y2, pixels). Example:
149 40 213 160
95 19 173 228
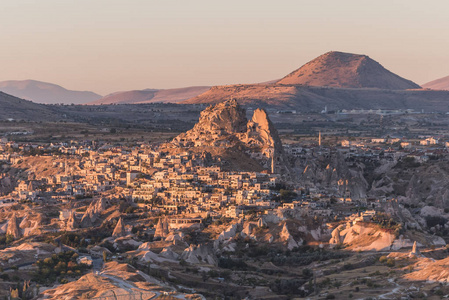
1 0 449 95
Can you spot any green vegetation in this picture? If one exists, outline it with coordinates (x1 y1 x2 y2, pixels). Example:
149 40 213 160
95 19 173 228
33 251 90 284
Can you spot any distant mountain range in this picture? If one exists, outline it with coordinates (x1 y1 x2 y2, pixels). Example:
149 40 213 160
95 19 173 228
5 51 449 118
422 75 449 91
0 80 102 104
88 86 210 105
183 51 447 111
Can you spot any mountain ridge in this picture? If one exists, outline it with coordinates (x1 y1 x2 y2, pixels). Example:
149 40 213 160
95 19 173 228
0 80 102 104
88 86 210 105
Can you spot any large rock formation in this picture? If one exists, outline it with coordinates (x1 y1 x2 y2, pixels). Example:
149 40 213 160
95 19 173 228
172 99 285 172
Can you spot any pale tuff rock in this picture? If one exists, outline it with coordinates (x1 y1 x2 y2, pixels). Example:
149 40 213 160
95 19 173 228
181 244 217 266
18 213 44 237
409 241 421 258
242 108 284 160
330 223 396 251
223 242 237 252
66 211 79 231
139 250 174 263
159 247 179 260
391 235 415 251
7 213 21 239
329 227 342 245
112 218 126 237
154 217 170 239
138 242 153 251
173 99 246 147
279 223 291 242
80 198 107 228
165 232 185 242
287 237 299 250
112 236 142 251
80 210 94 228
279 222 301 250
404 256 449 282
217 223 239 242
172 99 285 171
241 222 255 238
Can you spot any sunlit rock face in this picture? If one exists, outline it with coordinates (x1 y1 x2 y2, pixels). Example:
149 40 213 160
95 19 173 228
172 99 285 172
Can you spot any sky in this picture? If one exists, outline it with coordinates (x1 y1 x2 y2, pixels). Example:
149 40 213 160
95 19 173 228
1 0 449 95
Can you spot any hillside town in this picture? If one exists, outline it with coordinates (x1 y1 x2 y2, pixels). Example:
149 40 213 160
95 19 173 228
0 101 449 299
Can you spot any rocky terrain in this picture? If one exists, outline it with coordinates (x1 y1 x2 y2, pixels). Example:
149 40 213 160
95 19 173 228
170 99 287 173
182 82 449 112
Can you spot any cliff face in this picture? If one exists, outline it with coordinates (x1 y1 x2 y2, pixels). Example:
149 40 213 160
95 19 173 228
172 99 284 172
173 99 247 146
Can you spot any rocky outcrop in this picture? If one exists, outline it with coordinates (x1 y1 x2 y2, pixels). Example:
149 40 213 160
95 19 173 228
154 217 170 240
159 247 179 260
80 198 107 228
165 232 185 242
66 211 78 231
300 151 368 200
217 223 240 242
181 244 217 265
329 226 343 244
409 241 421 258
81 198 106 228
404 256 449 282
112 218 126 237
329 222 396 251
173 99 246 148
279 223 301 250
7 213 21 239
171 99 286 172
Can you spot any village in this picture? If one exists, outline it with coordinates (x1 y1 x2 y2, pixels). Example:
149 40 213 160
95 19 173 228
1 103 449 299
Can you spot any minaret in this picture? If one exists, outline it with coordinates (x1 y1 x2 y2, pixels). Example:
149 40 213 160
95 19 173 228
271 155 275 174
318 131 322 147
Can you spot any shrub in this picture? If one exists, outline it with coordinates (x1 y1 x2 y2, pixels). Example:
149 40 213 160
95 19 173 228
379 256 388 263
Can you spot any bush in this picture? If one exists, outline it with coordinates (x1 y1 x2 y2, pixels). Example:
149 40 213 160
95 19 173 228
379 256 388 263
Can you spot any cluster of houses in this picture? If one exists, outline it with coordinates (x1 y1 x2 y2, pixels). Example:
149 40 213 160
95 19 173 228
0 137 401 225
